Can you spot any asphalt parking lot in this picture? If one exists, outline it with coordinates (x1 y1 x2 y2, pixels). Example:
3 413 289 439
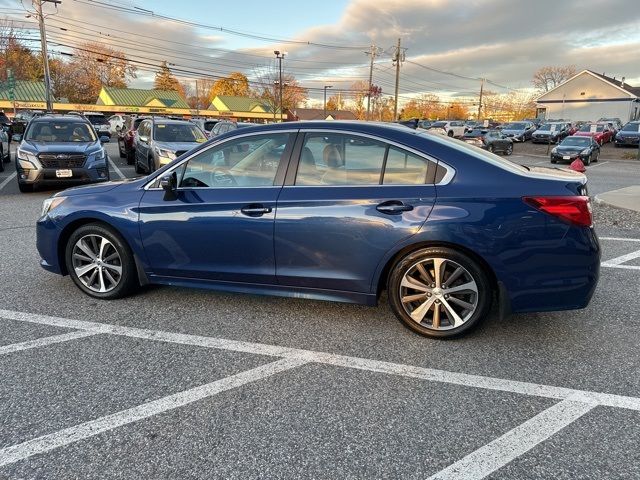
0 141 639 479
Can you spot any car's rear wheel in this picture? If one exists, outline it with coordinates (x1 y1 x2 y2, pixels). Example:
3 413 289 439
505 144 513 156
447 130 454 137
584 154 591 166
388 247 492 338
65 223 138 299
487 144 494 153
134 155 143 174
126 149 134 165
18 182 33 192
118 142 126 158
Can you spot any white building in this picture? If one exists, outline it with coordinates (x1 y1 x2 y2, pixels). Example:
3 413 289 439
536 70 640 122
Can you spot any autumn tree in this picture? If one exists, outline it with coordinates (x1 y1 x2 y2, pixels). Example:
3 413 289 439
532 65 577 92
348 80 369 120
400 94 441 120
326 94 344 111
208 72 251 102
154 61 182 93
0 20 41 82
256 72 307 114
64 42 136 103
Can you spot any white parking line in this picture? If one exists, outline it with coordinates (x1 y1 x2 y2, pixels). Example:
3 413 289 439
109 159 126 179
0 357 308 467
599 237 640 242
427 399 596 480
601 248 640 270
0 171 16 191
587 161 609 169
0 331 97 355
1 309 640 411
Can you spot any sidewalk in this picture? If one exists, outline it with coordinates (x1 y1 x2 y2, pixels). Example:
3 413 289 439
595 186 640 213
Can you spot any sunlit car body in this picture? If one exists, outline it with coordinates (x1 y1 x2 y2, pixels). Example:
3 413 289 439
36 121 600 338
550 136 600 165
462 129 513 155
500 121 536 142
14 114 109 192
573 123 614 145
134 118 207 173
531 122 571 144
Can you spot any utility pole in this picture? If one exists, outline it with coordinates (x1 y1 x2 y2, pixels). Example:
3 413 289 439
274 50 285 121
323 85 332 119
195 79 199 116
477 77 485 120
35 0 59 112
365 45 379 121
392 38 404 122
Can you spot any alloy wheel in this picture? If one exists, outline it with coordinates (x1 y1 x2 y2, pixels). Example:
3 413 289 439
399 257 478 330
71 234 122 293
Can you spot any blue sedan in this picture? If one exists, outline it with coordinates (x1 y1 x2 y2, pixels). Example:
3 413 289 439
36 121 600 338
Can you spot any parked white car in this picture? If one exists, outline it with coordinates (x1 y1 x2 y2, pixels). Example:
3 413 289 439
108 114 127 134
427 120 466 138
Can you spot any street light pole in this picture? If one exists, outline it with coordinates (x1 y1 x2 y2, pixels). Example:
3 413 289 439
323 85 332 118
35 0 58 111
274 50 285 122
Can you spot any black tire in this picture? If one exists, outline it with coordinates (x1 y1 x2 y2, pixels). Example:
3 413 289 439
487 144 494 153
147 156 155 173
447 130 454 137
126 149 134 165
4 144 10 163
387 247 492 338
614 143 620 148
593 152 599 162
505 144 513 156
18 182 33 192
118 142 126 158
550 159 557 164
65 223 138 299
584 154 591 166
134 155 143 174
0 147 3 172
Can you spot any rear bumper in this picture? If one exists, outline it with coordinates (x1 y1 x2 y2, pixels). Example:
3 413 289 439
507 227 600 313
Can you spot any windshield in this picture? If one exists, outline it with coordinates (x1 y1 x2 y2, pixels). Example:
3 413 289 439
621 123 640 132
579 124 604 133
26 121 96 142
154 123 206 143
464 129 487 137
86 115 109 125
504 123 526 130
560 137 590 147
430 121 447 128
538 123 561 131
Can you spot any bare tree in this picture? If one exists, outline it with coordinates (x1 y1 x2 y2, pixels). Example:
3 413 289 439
532 65 577 92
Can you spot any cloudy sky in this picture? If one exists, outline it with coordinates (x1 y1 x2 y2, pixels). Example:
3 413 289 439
2 0 640 104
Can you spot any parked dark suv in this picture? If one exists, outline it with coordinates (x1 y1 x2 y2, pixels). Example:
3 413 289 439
614 121 640 147
13 114 110 192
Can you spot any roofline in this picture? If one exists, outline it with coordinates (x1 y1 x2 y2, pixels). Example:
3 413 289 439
535 69 637 101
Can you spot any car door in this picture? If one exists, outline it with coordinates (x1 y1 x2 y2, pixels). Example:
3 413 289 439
274 131 438 293
135 121 150 165
138 130 296 283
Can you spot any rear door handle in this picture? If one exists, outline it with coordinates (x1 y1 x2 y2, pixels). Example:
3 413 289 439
376 200 414 215
241 204 273 217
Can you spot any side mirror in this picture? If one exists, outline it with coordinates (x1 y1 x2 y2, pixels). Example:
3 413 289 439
99 135 110 143
12 134 22 142
160 171 178 201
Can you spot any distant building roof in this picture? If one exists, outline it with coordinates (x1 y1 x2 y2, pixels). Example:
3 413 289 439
97 86 189 108
210 95 276 113
0 80 49 102
587 70 640 97
291 108 357 121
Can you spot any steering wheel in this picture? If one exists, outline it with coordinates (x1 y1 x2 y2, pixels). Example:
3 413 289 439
210 167 238 186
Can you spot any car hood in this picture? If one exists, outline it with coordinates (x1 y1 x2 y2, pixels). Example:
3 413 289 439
154 141 203 153
22 140 101 154
501 129 525 135
617 131 640 137
54 177 142 197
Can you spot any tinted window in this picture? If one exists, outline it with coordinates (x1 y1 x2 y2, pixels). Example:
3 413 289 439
621 123 640 132
25 121 96 142
153 123 206 143
180 133 291 188
86 115 108 125
295 133 386 186
383 146 430 185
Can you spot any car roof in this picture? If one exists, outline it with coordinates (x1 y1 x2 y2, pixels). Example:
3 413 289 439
30 115 91 124
147 118 192 125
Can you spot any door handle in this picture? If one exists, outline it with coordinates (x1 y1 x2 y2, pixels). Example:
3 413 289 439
376 200 414 215
241 204 272 217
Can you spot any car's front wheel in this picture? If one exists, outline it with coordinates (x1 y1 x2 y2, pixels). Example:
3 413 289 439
65 223 138 299
388 247 492 338
505 144 513 156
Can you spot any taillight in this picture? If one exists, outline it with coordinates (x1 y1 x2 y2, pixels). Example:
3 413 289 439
523 196 592 227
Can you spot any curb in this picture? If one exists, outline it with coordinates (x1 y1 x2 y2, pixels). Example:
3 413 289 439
594 194 640 214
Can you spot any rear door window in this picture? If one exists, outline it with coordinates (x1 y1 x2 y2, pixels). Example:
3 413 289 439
383 146 431 185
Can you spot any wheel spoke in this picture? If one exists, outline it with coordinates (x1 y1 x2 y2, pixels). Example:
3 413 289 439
443 266 464 288
73 252 93 263
402 292 427 303
103 252 119 263
432 302 441 328
432 258 445 288
448 296 475 311
103 268 118 286
440 298 464 327
409 296 437 323
415 263 433 283
401 275 431 293
86 268 97 287
102 263 122 275
98 268 107 292
98 237 110 260
446 281 477 295
75 263 97 278
76 239 96 260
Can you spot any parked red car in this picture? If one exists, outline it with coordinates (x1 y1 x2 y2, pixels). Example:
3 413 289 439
117 116 149 164
573 123 614 145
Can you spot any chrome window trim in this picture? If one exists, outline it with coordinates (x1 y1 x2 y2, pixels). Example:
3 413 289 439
143 129 300 191
293 128 456 186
